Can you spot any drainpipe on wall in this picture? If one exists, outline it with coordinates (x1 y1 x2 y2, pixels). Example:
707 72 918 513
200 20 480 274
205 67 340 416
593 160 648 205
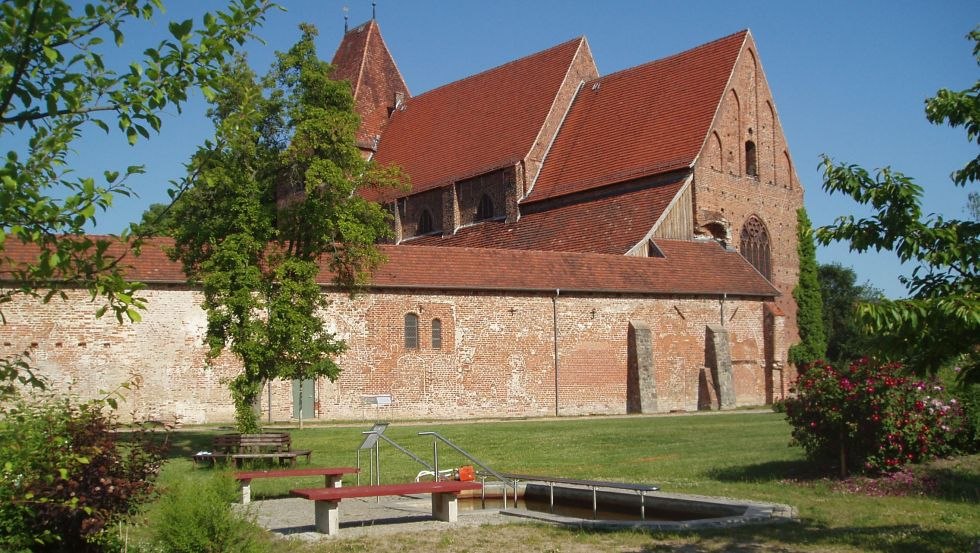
720 293 727 327
553 288 560 417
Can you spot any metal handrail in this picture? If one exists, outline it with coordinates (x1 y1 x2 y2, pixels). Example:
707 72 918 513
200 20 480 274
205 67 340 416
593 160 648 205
496 473 659 520
364 431 435 472
417 431 515 490
497 473 659 492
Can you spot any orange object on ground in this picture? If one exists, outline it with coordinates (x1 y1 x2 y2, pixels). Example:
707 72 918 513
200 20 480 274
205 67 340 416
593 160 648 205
457 465 475 481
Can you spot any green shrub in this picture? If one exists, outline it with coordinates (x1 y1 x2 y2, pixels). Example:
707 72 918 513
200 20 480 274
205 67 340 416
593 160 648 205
150 472 265 553
0 393 166 552
783 358 972 476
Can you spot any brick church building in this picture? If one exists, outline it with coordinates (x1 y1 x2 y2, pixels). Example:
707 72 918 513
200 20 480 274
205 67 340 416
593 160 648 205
1 21 804 424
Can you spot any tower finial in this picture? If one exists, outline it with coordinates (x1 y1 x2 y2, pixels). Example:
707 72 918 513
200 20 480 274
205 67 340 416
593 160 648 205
372 1 377 20
343 5 349 32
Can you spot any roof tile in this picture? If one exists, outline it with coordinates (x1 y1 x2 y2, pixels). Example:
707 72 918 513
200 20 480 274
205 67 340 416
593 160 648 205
529 31 747 202
331 20 410 149
407 177 686 254
371 37 586 199
1 236 776 298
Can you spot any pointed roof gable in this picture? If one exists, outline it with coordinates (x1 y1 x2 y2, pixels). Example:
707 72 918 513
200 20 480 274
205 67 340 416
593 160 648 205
330 20 410 150
528 30 748 202
372 37 588 198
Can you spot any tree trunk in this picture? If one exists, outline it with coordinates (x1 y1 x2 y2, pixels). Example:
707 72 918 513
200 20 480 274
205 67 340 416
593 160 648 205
839 430 848 478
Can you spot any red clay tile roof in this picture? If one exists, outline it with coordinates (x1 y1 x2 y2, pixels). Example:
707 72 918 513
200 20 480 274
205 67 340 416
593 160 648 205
528 30 747 203
0 237 185 283
331 20 410 150
371 240 776 297
406 176 687 254
370 37 587 200
1 236 776 298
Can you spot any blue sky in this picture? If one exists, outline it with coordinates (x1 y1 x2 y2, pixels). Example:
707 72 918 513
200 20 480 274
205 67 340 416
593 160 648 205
53 0 979 298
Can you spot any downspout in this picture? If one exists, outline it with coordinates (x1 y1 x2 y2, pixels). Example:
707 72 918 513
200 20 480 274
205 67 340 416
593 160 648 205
720 293 727 327
553 288 560 417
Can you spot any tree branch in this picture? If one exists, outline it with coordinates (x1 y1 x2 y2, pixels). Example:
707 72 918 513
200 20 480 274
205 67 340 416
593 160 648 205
1 103 119 125
0 0 43 121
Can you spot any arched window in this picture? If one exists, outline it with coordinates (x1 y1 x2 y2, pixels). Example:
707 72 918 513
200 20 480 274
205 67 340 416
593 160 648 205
745 140 757 177
477 194 494 220
404 313 419 349
431 318 442 349
418 209 433 234
740 216 772 281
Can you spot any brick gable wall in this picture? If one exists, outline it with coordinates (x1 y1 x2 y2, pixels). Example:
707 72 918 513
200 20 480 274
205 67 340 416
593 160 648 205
692 37 804 388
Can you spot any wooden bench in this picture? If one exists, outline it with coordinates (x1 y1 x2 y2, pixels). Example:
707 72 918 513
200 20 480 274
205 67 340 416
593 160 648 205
233 466 360 504
291 480 483 536
192 433 312 467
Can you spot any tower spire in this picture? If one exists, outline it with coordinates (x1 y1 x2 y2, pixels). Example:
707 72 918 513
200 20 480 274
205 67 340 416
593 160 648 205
372 1 377 20
343 5 349 32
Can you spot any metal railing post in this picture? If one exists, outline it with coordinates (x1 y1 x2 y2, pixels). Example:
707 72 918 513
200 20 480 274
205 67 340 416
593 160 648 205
432 440 439 481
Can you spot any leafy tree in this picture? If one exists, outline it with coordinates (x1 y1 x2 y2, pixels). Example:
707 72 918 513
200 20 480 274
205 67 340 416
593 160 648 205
788 207 827 365
0 3 270 548
132 201 178 236
817 27 979 383
0 0 271 320
170 25 401 431
818 263 884 364
0 0 272 395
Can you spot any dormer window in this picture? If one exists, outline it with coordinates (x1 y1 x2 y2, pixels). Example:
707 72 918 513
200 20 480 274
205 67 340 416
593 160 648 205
477 194 494 220
418 209 433 234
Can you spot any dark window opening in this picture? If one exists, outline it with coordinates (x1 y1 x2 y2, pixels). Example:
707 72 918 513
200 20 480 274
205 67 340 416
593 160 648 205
431 318 442 349
404 313 419 349
418 209 433 234
647 240 665 258
740 216 772 280
477 194 494 220
745 140 757 177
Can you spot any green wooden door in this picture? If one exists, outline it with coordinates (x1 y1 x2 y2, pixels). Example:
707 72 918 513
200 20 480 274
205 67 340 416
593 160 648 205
292 379 315 419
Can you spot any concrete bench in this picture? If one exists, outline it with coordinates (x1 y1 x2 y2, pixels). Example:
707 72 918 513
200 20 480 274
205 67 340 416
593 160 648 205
291 480 483 536
234 466 360 504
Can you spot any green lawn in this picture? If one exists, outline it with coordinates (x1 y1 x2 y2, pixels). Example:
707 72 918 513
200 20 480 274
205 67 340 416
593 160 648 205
155 412 979 552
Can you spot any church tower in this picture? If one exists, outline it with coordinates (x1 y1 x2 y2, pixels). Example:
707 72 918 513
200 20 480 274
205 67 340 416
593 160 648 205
330 19 410 158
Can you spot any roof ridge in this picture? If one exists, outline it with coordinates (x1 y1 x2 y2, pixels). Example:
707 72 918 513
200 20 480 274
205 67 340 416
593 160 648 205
591 29 749 85
406 36 585 101
380 242 635 261
369 19 411 97
350 20 376 99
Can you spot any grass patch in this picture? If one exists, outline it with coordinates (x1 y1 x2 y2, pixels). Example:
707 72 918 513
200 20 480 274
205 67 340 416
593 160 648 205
153 412 978 552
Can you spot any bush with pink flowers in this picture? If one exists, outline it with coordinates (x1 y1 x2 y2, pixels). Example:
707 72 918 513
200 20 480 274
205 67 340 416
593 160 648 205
782 358 972 476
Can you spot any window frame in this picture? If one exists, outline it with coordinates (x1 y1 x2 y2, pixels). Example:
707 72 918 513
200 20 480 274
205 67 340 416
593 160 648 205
431 318 442 349
418 209 433 235
476 194 494 220
404 313 419 349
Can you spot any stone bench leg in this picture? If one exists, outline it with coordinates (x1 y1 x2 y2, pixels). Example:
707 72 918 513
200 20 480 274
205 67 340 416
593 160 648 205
325 475 344 488
431 492 459 522
239 479 252 504
314 499 341 536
